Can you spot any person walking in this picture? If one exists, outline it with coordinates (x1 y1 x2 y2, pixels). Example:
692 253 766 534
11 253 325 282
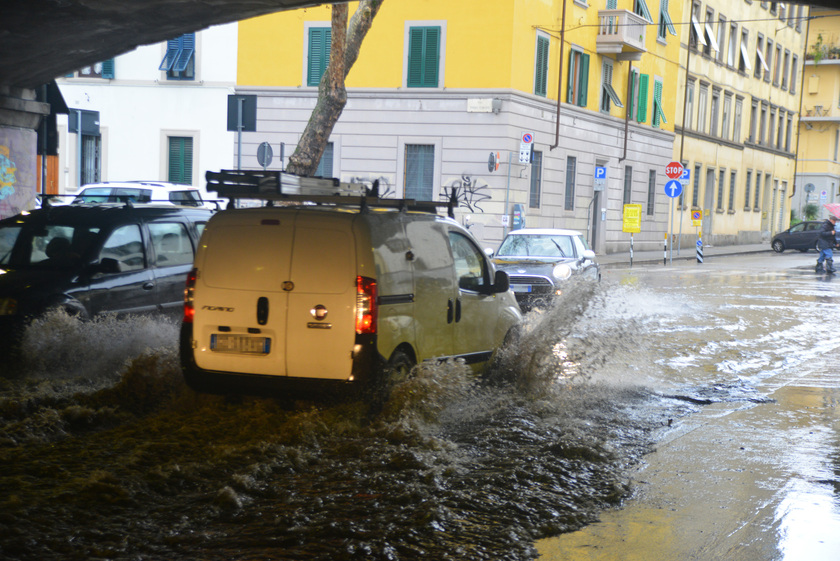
816 214 837 273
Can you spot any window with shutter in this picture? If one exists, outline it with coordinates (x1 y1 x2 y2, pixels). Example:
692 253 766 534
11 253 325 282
637 74 649 123
568 50 589 107
307 27 332 87
565 156 576 211
530 151 543 208
653 79 666 127
168 137 193 185
407 27 441 88
160 34 195 81
534 35 549 97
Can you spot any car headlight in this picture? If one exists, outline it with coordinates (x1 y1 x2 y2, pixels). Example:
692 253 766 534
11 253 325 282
552 264 572 280
0 297 18 316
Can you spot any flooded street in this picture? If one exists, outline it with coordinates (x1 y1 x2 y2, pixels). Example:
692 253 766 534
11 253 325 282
1 252 838 560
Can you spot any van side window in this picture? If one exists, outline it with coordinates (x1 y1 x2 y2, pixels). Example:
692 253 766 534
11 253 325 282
149 222 194 266
448 231 488 292
100 225 145 272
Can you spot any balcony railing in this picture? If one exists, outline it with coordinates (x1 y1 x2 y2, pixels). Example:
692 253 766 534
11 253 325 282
596 9 647 59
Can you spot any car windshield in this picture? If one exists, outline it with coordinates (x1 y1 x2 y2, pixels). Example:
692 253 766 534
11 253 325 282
0 221 100 271
497 234 575 258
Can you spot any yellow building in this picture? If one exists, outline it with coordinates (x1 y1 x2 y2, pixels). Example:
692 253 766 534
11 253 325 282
795 6 840 221
673 1 808 246
236 0 686 253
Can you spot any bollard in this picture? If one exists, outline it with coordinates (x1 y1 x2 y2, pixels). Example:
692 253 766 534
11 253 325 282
697 233 703 263
664 233 667 266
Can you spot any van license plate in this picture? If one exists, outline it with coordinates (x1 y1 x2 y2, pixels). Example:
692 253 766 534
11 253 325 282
512 285 532 293
210 334 271 354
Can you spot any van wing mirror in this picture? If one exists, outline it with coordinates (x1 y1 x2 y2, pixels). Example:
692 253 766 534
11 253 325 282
493 270 510 293
97 257 121 275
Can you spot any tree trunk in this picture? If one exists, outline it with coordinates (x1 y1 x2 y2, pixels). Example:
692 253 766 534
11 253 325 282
286 0 384 177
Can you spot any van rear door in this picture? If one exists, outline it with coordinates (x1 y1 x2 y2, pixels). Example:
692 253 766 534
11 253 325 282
284 218 356 380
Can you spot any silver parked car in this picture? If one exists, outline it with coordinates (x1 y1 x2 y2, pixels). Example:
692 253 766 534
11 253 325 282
490 228 600 308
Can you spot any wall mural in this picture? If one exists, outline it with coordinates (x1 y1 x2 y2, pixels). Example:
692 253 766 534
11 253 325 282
0 128 36 219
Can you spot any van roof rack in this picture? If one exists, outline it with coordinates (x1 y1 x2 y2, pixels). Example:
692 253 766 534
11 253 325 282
206 169 458 218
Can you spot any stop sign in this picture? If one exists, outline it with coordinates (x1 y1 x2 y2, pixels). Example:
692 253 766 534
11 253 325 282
665 161 684 180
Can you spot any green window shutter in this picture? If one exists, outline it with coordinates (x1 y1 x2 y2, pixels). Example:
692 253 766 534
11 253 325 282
653 80 666 127
637 74 649 123
535 36 549 97
607 0 617 8
579 53 589 106
567 51 576 103
307 27 331 87
408 27 440 88
101 59 115 79
168 137 193 185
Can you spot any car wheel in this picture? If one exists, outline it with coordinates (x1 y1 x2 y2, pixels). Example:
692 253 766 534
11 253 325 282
772 240 785 253
385 349 416 389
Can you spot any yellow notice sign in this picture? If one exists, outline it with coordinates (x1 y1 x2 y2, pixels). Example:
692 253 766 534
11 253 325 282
623 204 642 233
691 209 703 227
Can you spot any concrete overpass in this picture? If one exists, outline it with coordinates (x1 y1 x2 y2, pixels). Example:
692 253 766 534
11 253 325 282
0 0 341 216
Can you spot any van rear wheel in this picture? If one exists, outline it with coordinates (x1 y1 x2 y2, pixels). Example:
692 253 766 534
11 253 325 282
385 349 416 388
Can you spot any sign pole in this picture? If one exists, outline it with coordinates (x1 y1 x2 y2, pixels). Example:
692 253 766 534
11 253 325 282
630 233 634 267
663 232 667 266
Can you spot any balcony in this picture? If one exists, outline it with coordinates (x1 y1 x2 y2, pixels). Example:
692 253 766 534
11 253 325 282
596 9 648 61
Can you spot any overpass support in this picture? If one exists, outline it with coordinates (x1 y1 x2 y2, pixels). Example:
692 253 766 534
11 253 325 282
0 86 49 218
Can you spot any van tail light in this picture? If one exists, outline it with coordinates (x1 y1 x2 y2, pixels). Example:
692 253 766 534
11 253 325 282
356 276 377 334
183 268 197 323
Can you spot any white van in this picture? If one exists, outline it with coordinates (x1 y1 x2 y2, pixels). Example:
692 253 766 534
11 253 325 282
180 171 521 397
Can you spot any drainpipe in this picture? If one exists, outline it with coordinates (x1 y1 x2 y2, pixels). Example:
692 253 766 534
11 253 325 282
620 62 632 162
550 0 567 150
791 13 812 211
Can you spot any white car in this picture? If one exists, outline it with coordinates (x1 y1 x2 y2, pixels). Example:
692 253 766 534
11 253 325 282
69 181 215 208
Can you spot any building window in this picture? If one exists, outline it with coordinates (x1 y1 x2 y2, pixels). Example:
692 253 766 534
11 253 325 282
755 35 767 79
739 29 752 73
159 34 195 81
636 73 649 123
690 2 705 50
703 8 718 58
781 49 790 90
647 169 656 215
534 34 549 97
733 97 744 143
307 27 331 87
678 160 688 208
315 142 334 177
697 84 708 134
764 39 773 82
565 156 576 211
773 43 782 86
404 144 434 200
685 80 695 130
776 109 784 148
721 93 732 141
785 112 793 151
768 107 776 147
168 137 193 185
407 26 441 88
728 170 737 211
635 0 653 22
623 166 632 205
759 102 768 145
530 151 543 208
75 59 115 79
744 170 752 209
568 49 589 107
658 0 677 39
754 171 762 209
716 169 725 210
727 22 738 67
692 163 701 207
81 135 101 186
652 79 666 128
716 16 727 63
790 54 798 94
709 89 720 137
601 59 623 113
749 98 758 142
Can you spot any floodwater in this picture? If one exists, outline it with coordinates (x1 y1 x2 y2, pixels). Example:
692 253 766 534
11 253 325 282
1 254 838 560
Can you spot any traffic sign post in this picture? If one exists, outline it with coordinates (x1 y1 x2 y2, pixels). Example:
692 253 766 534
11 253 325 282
519 132 534 164
623 204 642 267
664 162 684 265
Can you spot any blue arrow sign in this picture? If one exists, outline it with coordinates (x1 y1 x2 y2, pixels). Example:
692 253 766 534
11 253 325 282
665 179 683 198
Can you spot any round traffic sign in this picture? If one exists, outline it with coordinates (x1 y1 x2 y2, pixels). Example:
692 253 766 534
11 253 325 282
522 133 533 144
664 179 683 198
257 142 273 168
665 161 684 180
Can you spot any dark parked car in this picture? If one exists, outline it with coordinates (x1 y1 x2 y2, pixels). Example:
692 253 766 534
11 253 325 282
490 228 600 309
0 202 212 352
771 220 824 253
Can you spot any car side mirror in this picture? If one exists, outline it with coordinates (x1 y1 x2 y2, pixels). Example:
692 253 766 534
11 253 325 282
581 249 596 262
484 247 495 258
493 270 510 293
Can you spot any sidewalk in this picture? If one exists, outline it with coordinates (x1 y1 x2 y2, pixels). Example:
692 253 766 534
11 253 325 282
598 242 770 269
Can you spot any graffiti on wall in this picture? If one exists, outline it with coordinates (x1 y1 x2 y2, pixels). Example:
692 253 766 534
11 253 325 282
343 174 396 198
0 127 37 219
0 145 16 201
441 175 491 213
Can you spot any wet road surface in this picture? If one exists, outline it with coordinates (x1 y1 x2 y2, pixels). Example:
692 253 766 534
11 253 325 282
539 252 840 560
1 251 838 560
